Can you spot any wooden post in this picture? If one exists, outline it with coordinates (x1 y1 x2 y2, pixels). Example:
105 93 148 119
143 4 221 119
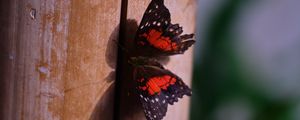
0 0 121 119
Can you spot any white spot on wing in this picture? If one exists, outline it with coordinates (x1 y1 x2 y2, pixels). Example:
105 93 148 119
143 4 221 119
155 98 159 102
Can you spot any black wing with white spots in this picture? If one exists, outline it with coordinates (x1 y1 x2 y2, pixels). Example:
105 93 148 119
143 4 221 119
134 0 195 57
137 0 170 34
133 59 192 120
139 94 168 120
160 74 192 105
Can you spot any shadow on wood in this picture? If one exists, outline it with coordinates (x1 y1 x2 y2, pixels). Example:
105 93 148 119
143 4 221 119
88 19 143 120
105 23 119 69
115 19 147 120
89 83 115 120
89 21 121 120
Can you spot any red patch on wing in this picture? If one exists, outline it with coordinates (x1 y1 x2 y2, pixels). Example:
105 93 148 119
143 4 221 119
141 29 178 51
138 75 176 95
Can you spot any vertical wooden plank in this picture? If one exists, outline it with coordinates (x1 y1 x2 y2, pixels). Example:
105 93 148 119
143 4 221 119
0 0 121 119
61 0 120 119
121 0 196 120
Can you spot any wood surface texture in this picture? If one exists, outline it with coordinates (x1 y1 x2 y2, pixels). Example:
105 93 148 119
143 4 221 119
0 0 121 119
0 0 195 120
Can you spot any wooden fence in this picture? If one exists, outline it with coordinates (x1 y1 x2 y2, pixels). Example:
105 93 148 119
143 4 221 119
0 0 196 120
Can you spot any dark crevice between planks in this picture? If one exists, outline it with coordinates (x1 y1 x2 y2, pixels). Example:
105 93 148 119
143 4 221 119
113 0 128 120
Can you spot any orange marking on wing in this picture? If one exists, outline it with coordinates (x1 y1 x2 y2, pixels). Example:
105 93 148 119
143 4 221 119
142 29 178 51
139 75 177 95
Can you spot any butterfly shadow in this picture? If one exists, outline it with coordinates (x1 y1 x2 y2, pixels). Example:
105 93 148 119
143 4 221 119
88 19 119 120
88 79 115 120
89 18 170 120
89 19 143 120
115 19 146 120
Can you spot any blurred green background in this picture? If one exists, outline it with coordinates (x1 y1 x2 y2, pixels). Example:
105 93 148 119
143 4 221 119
191 0 300 120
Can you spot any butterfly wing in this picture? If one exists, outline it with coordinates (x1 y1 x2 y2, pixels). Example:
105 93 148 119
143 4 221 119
133 60 191 120
138 92 168 120
137 0 170 35
135 0 195 56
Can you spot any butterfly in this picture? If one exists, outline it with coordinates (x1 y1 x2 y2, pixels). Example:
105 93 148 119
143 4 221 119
130 57 192 120
134 0 195 57
128 0 195 119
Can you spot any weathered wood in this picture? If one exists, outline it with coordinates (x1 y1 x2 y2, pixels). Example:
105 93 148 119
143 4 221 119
0 0 121 119
117 0 196 120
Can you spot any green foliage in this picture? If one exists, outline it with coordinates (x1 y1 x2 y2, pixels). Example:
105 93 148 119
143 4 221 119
190 0 296 120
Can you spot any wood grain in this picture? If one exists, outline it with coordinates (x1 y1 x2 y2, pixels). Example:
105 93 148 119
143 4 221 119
0 0 121 120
